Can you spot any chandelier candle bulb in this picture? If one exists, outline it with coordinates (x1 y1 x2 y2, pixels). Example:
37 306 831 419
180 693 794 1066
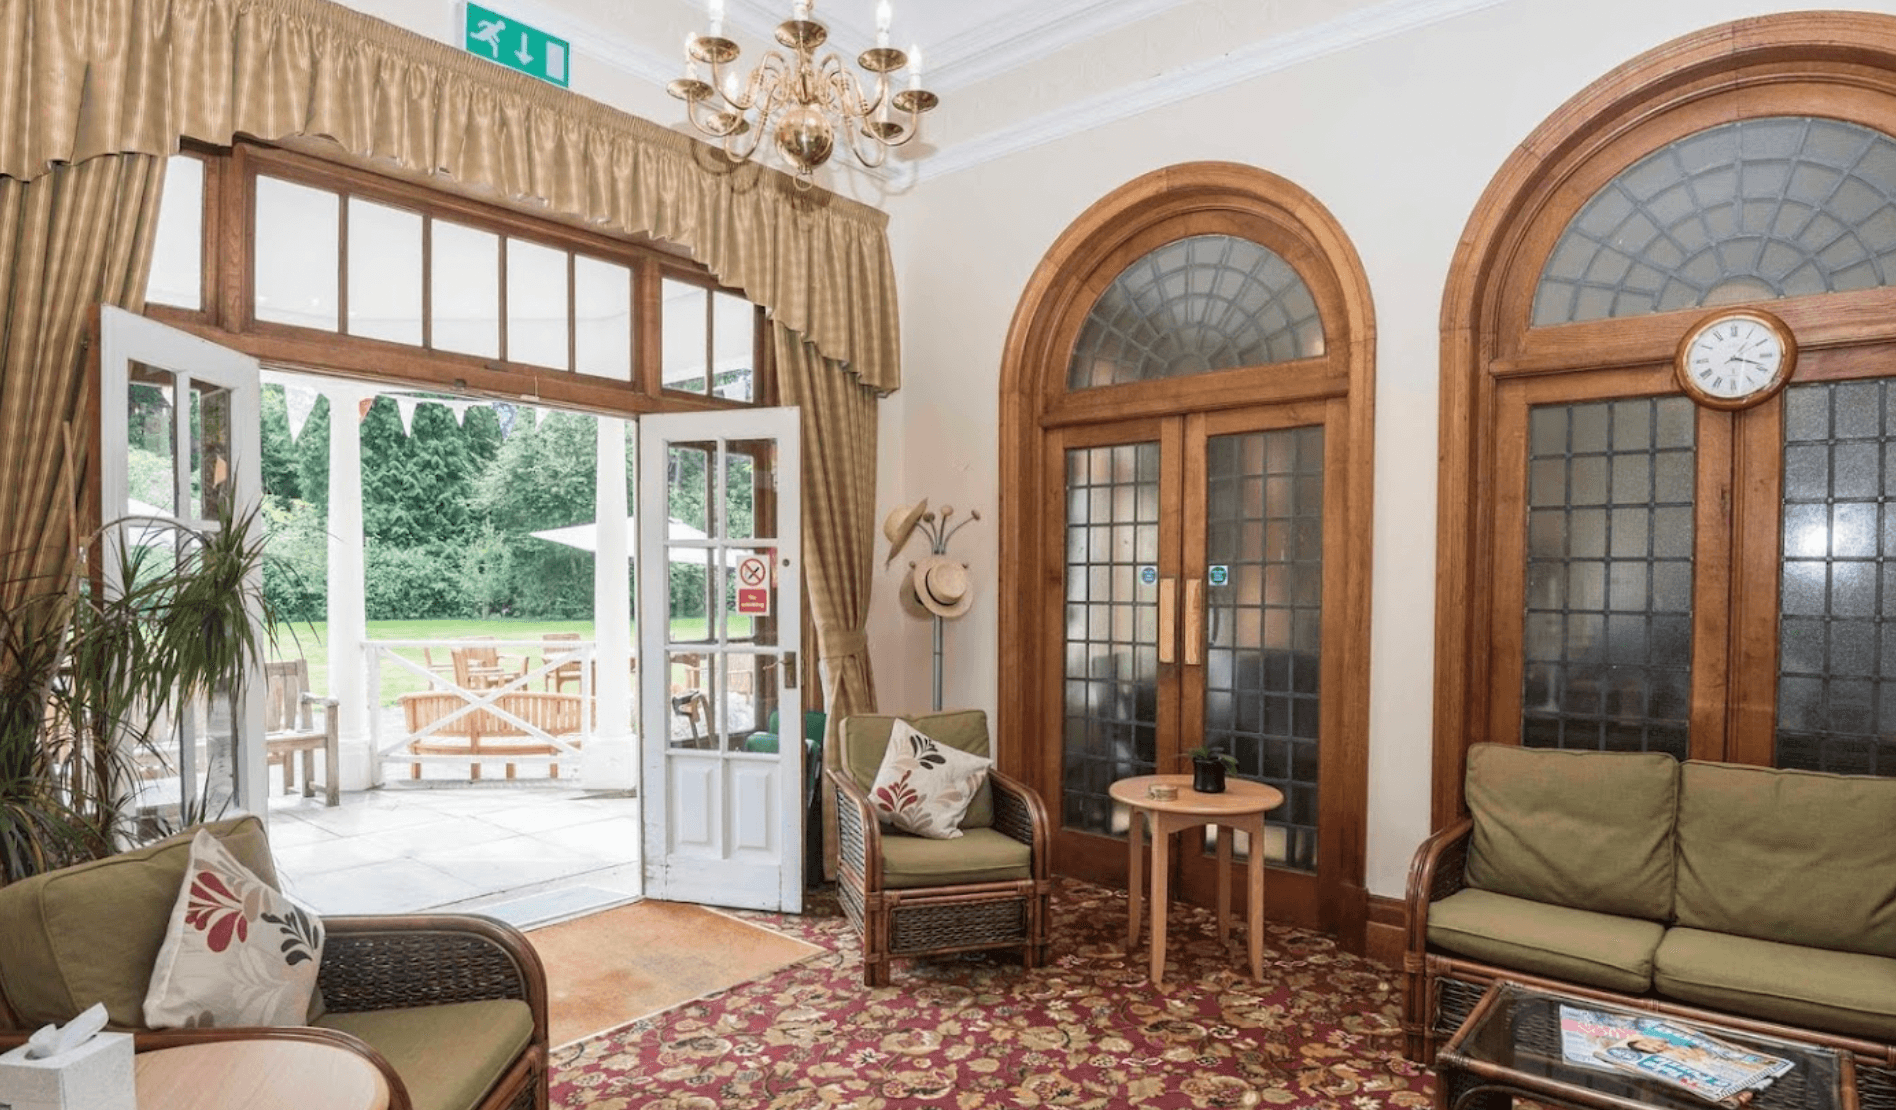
909 45 923 89
875 0 891 47
707 0 723 36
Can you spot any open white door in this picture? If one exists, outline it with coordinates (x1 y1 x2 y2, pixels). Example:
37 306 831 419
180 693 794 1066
98 306 265 828
639 407 802 912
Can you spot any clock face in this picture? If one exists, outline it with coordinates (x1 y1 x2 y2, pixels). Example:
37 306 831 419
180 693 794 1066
1676 310 1795 409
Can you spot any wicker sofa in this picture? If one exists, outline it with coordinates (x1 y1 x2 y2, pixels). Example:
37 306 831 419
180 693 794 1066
829 710 1051 986
0 816 548 1110
1405 743 1896 1105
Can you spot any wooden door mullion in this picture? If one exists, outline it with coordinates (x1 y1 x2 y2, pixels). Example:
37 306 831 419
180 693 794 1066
1726 398 1786 765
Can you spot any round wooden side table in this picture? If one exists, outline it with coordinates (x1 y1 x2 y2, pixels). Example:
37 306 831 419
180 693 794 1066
135 1037 391 1110
1109 773 1286 984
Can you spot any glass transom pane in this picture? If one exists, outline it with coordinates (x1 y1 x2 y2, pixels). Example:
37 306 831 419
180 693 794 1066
254 176 338 331
1775 381 1896 776
147 155 202 311
1068 235 1324 390
1535 117 1896 325
1520 397 1696 758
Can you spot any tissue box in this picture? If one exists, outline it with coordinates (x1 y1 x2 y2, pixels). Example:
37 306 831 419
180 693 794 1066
0 1032 136 1110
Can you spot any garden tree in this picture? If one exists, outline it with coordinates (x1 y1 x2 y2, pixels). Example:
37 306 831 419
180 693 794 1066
473 411 601 619
294 396 330 513
259 384 301 502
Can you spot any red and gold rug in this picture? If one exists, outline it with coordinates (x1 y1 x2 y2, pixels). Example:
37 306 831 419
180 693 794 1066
551 877 1434 1109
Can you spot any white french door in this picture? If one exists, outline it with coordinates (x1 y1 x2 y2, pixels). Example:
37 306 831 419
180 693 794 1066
638 407 803 911
97 306 266 826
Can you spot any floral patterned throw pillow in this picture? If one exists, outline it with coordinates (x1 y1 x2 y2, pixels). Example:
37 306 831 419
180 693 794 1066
143 828 325 1028
868 720 993 839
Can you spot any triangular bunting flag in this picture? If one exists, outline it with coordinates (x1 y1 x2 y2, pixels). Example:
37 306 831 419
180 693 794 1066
395 396 418 437
449 400 469 427
284 385 318 443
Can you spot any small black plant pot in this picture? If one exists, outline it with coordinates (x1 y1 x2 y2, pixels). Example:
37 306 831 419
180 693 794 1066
1191 758 1227 793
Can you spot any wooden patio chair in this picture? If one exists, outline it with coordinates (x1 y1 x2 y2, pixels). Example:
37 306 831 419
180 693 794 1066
452 638 525 690
264 659 339 806
542 632 584 693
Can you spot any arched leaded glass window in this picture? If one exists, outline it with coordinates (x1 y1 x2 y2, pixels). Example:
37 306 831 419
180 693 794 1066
1067 234 1324 390
1534 116 1896 325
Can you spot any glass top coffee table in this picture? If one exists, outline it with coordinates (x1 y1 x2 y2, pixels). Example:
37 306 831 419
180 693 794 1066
1434 982 1856 1110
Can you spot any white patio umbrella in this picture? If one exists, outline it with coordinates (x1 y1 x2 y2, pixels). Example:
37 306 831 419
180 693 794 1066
529 518 746 567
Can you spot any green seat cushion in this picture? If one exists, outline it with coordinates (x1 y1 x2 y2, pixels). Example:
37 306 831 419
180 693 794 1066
1427 888 1663 995
841 710 993 828
1675 761 1896 958
1463 743 1678 920
1655 927 1896 1042
0 815 277 1028
880 827 1030 889
315 998 533 1110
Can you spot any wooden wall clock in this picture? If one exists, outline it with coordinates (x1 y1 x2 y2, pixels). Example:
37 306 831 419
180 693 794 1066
1674 307 1797 410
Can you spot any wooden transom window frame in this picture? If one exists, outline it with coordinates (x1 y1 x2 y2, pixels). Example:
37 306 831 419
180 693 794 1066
1434 12 1896 827
144 140 774 418
998 161 1378 948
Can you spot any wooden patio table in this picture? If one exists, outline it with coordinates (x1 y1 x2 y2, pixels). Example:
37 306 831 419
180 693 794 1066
1109 773 1284 984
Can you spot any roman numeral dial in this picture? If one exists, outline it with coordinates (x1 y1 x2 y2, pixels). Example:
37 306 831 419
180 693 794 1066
1674 308 1797 410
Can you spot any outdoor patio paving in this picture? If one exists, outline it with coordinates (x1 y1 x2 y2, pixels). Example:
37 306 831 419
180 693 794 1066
266 780 642 925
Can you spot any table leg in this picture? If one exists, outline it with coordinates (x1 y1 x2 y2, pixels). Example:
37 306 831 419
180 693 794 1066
1150 814 1169 984
1216 824 1232 946
1127 807 1144 950
1246 814 1265 980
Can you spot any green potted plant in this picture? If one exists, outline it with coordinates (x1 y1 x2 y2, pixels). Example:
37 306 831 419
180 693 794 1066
1185 744 1237 794
0 495 272 884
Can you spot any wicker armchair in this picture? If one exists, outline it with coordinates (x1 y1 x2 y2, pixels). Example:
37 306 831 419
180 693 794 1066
0 816 549 1110
828 710 1051 987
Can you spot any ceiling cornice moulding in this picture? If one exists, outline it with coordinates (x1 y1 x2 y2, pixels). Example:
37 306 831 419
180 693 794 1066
918 0 1517 183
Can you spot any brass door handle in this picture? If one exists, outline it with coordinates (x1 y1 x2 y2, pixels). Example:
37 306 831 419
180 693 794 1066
1158 577 1176 665
1184 577 1204 666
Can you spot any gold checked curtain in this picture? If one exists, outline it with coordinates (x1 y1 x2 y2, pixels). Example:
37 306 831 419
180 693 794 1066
0 0 889 871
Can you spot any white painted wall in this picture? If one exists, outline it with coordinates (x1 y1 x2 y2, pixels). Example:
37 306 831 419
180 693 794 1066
329 0 1896 899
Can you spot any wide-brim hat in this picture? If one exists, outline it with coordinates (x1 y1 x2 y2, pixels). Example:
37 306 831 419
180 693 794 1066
882 499 929 565
902 554 974 620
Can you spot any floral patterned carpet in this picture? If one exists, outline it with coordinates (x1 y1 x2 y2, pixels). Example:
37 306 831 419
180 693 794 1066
550 877 1436 1109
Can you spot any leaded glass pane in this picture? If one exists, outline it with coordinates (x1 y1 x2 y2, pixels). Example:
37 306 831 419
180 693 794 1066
1535 118 1896 325
1203 426 1323 871
1775 381 1896 775
1061 443 1161 837
1068 235 1324 390
1521 397 1695 757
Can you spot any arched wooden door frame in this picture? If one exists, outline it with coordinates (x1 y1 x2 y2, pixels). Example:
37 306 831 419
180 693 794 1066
1434 12 1896 828
997 161 1378 946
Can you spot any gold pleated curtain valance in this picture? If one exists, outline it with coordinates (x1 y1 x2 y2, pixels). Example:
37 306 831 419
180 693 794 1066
0 0 901 391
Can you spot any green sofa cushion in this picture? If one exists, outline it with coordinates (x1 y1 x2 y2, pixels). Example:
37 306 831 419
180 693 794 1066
317 998 533 1110
880 827 1029 889
841 710 993 828
0 816 277 1028
1427 888 1663 995
1463 743 1678 921
1655 927 1896 1043
1675 761 1896 958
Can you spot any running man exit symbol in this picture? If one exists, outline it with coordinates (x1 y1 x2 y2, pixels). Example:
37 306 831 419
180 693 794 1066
462 3 570 87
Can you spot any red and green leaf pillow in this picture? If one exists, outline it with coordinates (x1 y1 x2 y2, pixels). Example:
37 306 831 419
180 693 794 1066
143 828 325 1028
868 720 992 839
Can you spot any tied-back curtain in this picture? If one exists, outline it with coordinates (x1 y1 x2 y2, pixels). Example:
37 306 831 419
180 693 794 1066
776 325 879 877
0 154 164 616
1 0 901 392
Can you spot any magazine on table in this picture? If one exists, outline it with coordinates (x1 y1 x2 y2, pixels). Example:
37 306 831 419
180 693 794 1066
1557 1004 1794 1104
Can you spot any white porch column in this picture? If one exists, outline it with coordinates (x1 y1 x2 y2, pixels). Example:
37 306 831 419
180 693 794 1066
585 414 637 788
325 384 376 790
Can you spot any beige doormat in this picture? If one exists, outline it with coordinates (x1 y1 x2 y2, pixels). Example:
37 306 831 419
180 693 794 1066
526 899 823 1047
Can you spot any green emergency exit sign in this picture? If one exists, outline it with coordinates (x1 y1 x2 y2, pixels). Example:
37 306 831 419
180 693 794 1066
463 3 569 88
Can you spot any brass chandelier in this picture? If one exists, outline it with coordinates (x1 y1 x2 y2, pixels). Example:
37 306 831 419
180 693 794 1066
669 0 939 185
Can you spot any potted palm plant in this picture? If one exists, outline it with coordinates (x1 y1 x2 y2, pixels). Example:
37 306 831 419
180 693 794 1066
1185 744 1238 794
0 496 272 884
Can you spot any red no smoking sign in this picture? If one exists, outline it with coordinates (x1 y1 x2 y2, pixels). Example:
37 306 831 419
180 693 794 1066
736 554 771 615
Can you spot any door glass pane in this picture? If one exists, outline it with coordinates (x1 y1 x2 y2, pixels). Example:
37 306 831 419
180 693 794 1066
135 679 239 840
148 155 202 311
189 380 234 522
666 440 717 644
1061 442 1161 837
1205 426 1323 872
575 256 632 380
347 198 423 345
430 220 499 358
723 546 779 648
1521 397 1695 758
507 239 570 370
662 279 709 393
253 176 339 330
1775 381 1896 775
127 365 178 516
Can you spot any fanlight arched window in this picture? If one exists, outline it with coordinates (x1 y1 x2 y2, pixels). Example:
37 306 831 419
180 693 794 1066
1534 116 1896 325
1068 234 1324 389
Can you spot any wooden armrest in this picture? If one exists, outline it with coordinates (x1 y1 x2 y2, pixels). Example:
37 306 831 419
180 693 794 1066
1403 816 1473 955
825 767 882 890
989 770 1051 880
317 914 547 1052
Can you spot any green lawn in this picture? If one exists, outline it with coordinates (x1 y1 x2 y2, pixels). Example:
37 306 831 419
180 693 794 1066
273 618 603 706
